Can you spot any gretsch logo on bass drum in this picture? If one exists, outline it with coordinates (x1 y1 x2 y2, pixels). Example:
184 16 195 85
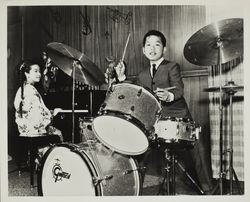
52 159 71 183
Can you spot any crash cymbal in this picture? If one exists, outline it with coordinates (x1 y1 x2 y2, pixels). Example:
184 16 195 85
46 42 105 86
184 18 243 66
204 81 243 93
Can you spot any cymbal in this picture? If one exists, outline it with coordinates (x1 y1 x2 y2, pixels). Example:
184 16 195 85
184 18 243 66
46 42 105 86
204 81 243 93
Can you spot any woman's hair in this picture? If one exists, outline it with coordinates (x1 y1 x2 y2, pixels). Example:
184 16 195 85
18 60 37 82
17 60 38 117
142 30 167 47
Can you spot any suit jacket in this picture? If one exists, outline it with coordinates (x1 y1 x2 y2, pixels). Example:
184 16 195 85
136 59 192 119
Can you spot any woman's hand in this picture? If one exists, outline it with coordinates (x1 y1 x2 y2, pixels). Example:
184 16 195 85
52 108 62 117
47 125 64 142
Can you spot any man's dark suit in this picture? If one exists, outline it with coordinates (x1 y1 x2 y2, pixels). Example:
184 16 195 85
136 59 192 119
134 59 212 193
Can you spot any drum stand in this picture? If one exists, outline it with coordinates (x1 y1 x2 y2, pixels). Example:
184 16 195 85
158 148 204 195
209 42 243 195
224 82 243 195
209 40 226 195
71 61 77 143
71 61 94 143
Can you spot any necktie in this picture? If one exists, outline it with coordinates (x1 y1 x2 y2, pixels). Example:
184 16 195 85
152 64 157 78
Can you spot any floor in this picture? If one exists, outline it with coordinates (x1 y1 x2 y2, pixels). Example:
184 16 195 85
8 154 202 196
7 154 244 197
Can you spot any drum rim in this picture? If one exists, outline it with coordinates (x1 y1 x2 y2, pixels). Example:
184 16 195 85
79 116 94 122
37 143 102 196
92 113 149 156
97 110 150 135
159 116 194 123
128 157 143 196
158 137 195 150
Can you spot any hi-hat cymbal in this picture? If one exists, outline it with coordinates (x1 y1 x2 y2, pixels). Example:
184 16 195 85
204 81 244 93
46 42 105 86
184 18 243 66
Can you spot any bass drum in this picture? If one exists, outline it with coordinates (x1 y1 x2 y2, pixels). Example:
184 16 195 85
37 142 141 196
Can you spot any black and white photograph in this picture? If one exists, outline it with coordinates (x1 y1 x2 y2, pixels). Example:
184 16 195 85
1 0 249 201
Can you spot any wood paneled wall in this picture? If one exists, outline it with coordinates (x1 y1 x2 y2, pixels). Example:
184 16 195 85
18 6 206 72
79 6 207 74
8 5 211 161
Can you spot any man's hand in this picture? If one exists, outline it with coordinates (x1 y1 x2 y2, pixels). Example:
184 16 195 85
154 87 174 102
105 60 126 84
114 60 126 81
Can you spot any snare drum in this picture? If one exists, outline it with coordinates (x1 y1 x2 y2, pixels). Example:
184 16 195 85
154 117 199 144
92 83 162 156
38 142 141 196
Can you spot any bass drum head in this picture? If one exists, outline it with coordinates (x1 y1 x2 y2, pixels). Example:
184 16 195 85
92 115 149 156
38 145 98 196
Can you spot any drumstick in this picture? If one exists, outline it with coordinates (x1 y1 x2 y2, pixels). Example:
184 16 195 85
121 33 131 61
154 86 176 93
165 86 176 91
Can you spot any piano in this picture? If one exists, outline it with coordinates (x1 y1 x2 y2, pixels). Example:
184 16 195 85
42 90 107 143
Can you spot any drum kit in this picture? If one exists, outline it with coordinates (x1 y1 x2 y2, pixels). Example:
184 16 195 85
37 18 243 196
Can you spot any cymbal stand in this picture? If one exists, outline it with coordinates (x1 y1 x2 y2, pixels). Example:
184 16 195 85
158 148 204 195
224 83 243 194
89 90 93 116
71 61 78 143
211 39 226 195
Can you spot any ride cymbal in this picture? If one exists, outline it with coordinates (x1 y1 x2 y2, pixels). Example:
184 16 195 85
47 42 105 86
184 18 243 66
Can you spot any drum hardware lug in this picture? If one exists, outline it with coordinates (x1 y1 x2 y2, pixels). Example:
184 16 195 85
92 175 113 186
48 143 55 147
100 103 107 110
118 94 125 100
170 138 178 143
130 106 135 112
70 144 80 152
137 88 142 97
148 133 156 141
155 112 162 120
98 109 106 115
123 167 146 175
176 128 179 136
190 126 201 140
124 114 132 120
195 126 201 139
102 110 108 115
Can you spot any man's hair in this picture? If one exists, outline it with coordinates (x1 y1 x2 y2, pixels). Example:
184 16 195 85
143 30 166 47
